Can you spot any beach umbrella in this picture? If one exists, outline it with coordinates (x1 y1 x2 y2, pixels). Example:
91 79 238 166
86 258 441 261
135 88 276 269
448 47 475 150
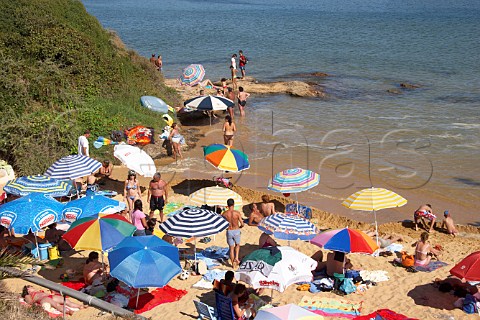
310 227 379 254
236 246 316 293
341 187 407 245
45 155 102 180
108 235 182 307
450 251 480 281
184 95 234 111
268 168 320 194
239 246 283 277
189 186 242 207
3 175 72 198
203 144 250 172
159 207 229 262
62 213 136 252
258 214 318 243
254 304 323 320
180 64 205 86
113 144 156 177
0 193 63 234
62 194 126 223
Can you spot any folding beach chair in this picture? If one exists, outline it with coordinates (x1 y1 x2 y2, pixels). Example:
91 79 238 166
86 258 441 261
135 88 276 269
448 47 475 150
215 292 235 320
285 203 312 219
194 300 217 320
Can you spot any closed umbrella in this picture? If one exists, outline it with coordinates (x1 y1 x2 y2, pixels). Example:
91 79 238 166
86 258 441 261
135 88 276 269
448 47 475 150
450 251 480 281
310 227 379 254
108 235 182 307
3 175 72 197
113 144 156 177
341 187 407 245
180 64 205 86
258 214 318 243
189 186 242 207
45 155 101 180
62 194 126 223
159 207 229 262
204 144 250 172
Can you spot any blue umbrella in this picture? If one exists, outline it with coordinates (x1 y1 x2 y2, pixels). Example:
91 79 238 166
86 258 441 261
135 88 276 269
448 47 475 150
0 193 63 234
108 235 181 288
3 175 72 197
258 214 318 242
62 194 126 223
45 155 101 180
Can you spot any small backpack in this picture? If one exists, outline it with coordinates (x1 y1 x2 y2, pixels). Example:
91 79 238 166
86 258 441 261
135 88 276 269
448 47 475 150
401 251 415 267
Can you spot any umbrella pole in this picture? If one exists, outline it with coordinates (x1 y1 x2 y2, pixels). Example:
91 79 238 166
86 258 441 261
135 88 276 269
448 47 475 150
374 210 379 247
136 288 140 309
63 295 66 320
101 252 105 280
34 233 40 261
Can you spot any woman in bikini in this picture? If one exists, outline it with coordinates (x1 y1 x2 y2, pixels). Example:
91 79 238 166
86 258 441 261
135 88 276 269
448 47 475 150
414 232 440 266
169 123 184 161
124 170 141 214
223 115 236 146
22 285 84 315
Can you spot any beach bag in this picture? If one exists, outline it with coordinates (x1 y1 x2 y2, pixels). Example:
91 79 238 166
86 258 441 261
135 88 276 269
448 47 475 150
401 251 415 267
339 278 357 295
463 294 479 314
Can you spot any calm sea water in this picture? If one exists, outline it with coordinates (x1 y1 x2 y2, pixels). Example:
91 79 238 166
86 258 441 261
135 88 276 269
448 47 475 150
82 0 480 224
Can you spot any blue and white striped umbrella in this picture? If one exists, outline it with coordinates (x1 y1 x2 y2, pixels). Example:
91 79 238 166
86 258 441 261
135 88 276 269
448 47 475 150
159 207 229 238
0 193 64 234
180 64 205 86
45 155 102 180
184 95 234 111
3 175 72 197
258 213 318 241
62 194 127 223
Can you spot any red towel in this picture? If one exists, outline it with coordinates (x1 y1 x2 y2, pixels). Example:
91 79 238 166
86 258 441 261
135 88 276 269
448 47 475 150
128 285 187 314
355 309 418 320
61 281 86 291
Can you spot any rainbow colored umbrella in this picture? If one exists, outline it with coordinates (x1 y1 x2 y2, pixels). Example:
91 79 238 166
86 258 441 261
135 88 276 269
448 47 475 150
450 251 480 281
203 144 250 172
268 168 320 194
180 64 205 86
311 227 379 254
62 213 136 252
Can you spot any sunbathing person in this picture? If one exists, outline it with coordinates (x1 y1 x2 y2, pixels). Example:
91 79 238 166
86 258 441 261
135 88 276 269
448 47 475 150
326 251 353 277
260 195 275 217
83 252 103 285
365 230 403 248
258 232 278 248
441 210 458 237
199 79 216 89
414 232 440 267
434 277 478 295
248 203 264 226
22 285 84 315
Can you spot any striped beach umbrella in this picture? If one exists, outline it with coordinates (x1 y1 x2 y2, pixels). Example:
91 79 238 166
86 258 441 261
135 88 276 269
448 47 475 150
268 168 320 194
258 214 318 242
62 213 136 252
180 64 205 86
3 175 72 197
311 227 379 254
342 187 407 245
45 155 101 180
62 194 126 223
184 95 234 111
204 144 250 172
189 186 242 207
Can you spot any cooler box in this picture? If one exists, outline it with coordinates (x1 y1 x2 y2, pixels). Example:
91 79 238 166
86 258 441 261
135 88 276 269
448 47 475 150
38 243 52 260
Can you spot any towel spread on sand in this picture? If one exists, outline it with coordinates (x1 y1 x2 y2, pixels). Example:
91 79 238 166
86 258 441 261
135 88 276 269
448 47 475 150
164 203 184 216
299 295 362 318
61 281 87 291
354 309 418 319
127 285 187 314
414 261 448 272
360 270 390 283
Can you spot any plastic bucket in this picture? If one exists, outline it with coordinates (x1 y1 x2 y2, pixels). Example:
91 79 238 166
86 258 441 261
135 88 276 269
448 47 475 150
48 246 60 260
38 243 52 260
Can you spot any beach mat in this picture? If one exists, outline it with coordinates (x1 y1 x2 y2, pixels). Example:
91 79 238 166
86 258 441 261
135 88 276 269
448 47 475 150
164 202 184 216
127 285 187 314
61 280 86 291
354 309 418 319
414 261 448 272
299 295 362 318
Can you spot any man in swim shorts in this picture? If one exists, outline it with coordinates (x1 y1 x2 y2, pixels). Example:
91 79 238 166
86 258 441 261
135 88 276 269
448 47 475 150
223 198 244 269
414 204 436 233
147 172 168 222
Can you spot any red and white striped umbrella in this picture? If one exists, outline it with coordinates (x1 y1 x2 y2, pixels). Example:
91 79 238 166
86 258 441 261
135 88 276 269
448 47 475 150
180 64 205 86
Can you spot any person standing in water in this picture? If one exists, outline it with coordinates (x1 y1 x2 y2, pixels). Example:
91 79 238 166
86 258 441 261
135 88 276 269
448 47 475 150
230 54 238 89
238 50 248 79
237 87 250 117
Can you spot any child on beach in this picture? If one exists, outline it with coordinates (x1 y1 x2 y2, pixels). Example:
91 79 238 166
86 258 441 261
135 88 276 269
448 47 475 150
414 204 436 233
237 86 250 117
441 210 458 237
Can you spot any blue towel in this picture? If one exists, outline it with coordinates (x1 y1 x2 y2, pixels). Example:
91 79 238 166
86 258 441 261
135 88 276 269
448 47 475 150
414 260 448 272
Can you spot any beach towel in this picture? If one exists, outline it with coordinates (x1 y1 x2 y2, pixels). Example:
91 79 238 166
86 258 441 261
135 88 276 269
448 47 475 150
354 309 418 319
360 270 389 283
61 281 86 291
192 278 214 290
414 261 448 272
127 285 187 314
299 295 362 318
164 202 184 216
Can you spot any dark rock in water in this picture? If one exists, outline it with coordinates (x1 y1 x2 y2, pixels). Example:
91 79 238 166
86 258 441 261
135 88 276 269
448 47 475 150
400 83 421 89
311 72 329 77
387 88 402 94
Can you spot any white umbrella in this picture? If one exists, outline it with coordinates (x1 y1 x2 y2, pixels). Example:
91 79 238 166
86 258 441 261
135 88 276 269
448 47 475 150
113 144 156 177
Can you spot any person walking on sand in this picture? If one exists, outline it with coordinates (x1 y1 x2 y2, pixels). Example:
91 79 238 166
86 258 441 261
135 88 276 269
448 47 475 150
230 54 238 89
441 210 458 237
78 130 90 157
238 50 248 79
168 123 184 161
414 204 436 233
223 198 244 269
147 172 168 222
237 86 250 117
223 115 236 146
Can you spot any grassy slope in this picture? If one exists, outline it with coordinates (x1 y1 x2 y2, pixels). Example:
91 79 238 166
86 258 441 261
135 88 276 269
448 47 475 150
0 0 180 175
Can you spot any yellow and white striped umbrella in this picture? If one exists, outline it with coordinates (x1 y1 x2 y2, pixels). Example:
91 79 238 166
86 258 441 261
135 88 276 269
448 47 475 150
342 187 407 211
189 186 243 207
